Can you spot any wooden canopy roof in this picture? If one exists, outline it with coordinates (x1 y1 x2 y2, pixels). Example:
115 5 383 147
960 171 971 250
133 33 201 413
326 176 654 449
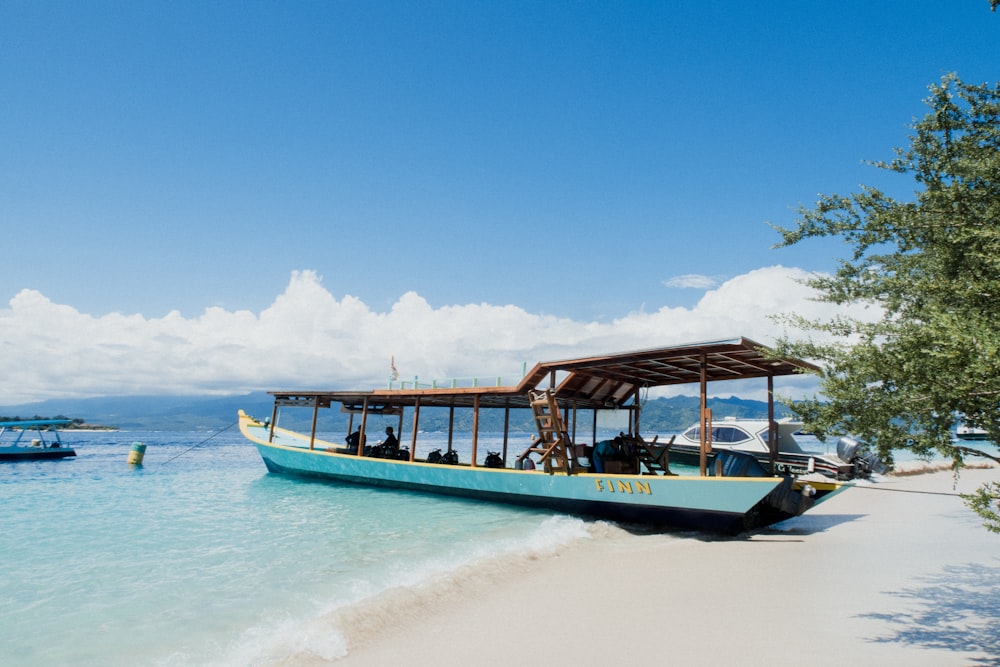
523 336 818 408
270 337 819 412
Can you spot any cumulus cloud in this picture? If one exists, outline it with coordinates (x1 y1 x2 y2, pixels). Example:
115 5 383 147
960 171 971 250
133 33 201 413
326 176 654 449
0 266 866 405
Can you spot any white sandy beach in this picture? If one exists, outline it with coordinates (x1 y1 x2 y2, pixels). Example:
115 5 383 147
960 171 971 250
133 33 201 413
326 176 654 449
290 465 1000 666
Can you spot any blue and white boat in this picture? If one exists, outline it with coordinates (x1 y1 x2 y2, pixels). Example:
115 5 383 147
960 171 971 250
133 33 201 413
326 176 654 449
0 419 77 461
956 423 991 441
671 417 887 480
239 337 850 534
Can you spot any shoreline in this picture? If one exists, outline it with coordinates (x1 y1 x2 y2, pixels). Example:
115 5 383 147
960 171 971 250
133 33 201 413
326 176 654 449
284 465 1000 666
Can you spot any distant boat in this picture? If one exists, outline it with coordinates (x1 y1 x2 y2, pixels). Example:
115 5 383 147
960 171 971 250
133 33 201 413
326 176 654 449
956 423 991 441
0 419 77 461
240 337 851 534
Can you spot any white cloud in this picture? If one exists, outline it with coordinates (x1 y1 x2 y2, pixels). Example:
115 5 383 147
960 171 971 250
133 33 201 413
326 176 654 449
0 266 863 405
663 273 722 289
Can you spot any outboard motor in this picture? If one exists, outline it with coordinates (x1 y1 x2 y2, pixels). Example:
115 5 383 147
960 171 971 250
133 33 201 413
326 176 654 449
837 436 889 477
855 450 890 476
837 436 861 463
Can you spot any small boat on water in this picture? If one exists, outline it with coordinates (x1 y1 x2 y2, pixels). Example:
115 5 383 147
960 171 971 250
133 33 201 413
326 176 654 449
956 423 991 441
239 337 851 534
671 417 887 480
0 419 77 461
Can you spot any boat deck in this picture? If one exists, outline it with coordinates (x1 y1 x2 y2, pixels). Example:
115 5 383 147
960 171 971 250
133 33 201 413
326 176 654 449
240 337 846 532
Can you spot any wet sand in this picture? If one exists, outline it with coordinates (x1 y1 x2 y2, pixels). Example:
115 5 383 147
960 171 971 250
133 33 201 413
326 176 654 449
324 465 999 666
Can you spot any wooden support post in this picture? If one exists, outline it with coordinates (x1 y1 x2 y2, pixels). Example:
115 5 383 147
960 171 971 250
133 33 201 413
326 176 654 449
571 401 577 443
358 398 369 455
471 395 480 467
309 399 319 450
410 397 421 462
268 402 278 443
767 374 777 473
702 407 713 472
502 406 510 464
634 387 641 435
447 406 455 453
699 352 708 476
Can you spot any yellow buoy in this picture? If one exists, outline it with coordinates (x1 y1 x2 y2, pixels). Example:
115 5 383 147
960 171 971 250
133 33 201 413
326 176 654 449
127 442 147 465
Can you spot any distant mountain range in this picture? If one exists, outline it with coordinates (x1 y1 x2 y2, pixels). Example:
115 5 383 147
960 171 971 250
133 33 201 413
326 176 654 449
0 393 796 433
0 393 276 431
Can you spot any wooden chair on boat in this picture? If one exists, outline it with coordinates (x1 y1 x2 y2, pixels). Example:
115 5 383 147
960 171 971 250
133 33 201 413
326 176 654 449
634 434 676 476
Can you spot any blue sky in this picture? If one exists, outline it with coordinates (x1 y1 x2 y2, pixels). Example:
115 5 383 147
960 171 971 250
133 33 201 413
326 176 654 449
1 2 997 404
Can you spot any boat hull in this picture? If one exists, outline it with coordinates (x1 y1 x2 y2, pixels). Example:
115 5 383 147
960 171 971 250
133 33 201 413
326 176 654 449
666 443 852 480
241 414 835 534
956 429 990 441
0 446 76 461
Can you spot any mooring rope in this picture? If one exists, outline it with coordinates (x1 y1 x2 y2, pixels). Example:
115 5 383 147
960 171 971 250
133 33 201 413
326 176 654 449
160 421 237 465
852 484 963 497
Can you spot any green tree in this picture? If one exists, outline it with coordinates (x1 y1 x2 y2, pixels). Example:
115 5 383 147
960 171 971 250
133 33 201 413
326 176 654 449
771 73 1000 532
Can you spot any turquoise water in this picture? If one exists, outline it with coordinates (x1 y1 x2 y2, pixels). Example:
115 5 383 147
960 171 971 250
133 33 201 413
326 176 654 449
0 430 595 666
5 427 994 665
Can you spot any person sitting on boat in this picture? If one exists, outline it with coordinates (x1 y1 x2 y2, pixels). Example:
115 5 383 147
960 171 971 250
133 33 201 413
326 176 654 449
592 436 623 473
381 426 399 452
345 428 364 453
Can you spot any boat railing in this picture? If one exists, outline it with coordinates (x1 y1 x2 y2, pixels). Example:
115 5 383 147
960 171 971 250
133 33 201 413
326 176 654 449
0 419 73 448
387 370 527 391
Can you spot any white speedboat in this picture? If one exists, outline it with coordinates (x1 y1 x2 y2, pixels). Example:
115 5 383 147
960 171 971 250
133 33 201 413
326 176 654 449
956 423 990 441
671 417 886 480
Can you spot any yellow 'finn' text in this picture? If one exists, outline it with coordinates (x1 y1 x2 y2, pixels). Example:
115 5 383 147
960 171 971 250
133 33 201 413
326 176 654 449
594 479 651 495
